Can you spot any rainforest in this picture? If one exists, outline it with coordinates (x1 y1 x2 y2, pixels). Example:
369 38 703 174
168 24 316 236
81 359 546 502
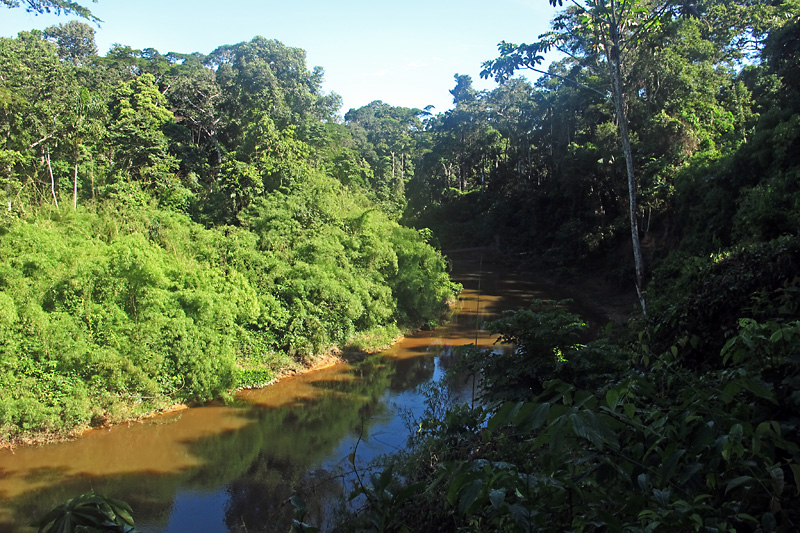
1 0 799 531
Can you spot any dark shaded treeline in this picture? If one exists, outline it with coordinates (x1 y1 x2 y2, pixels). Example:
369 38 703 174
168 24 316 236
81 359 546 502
333 1 800 530
402 2 798 277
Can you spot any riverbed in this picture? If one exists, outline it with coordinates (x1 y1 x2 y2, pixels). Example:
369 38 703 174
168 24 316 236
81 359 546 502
0 254 588 532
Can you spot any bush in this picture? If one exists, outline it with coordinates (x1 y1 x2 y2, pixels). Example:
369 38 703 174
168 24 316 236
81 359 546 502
648 235 800 368
0 176 459 442
349 299 800 532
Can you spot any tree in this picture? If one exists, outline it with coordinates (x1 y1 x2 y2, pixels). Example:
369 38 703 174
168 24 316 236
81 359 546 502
108 73 182 206
64 86 106 208
162 52 224 167
345 101 426 211
481 0 694 315
0 30 80 208
1 0 100 22
207 37 335 149
43 20 98 66
482 0 796 314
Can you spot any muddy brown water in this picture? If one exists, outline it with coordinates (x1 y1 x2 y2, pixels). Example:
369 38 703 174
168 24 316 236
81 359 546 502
0 255 604 531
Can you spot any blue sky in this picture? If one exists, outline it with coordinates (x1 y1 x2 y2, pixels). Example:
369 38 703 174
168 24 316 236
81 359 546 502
1 0 558 115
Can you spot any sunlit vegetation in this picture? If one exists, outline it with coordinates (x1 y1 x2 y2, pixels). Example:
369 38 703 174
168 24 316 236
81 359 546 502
0 27 458 444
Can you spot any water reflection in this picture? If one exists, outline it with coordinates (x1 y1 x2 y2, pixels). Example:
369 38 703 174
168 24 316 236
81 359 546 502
0 256 554 532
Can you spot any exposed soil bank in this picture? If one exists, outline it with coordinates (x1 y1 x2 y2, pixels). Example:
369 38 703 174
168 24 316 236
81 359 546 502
0 334 404 451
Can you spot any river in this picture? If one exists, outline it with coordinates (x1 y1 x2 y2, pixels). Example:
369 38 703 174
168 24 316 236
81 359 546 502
0 254 590 532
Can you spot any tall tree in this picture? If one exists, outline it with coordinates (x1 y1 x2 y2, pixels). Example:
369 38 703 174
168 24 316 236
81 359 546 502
63 86 106 208
0 30 79 208
345 100 426 211
207 37 336 149
162 52 224 167
43 20 97 66
482 0 697 314
108 72 181 205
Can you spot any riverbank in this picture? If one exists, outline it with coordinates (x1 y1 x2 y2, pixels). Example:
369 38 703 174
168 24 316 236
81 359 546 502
0 272 509 532
0 327 410 451
0 253 632 452
0 254 646 532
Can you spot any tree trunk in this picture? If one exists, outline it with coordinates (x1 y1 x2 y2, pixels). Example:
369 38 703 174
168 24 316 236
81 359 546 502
609 25 646 315
442 161 451 192
73 160 78 210
73 143 79 210
45 146 59 209
90 153 95 200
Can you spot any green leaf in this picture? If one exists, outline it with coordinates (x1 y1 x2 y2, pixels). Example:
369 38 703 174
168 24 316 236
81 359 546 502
606 388 620 410
394 482 425 506
722 424 744 461
623 403 636 419
508 503 532 530
725 475 753 494
447 470 474 507
653 488 671 508
790 463 800 496
489 488 506 509
662 448 686 480
769 464 784 494
458 479 484 515
678 463 703 484
375 464 394 492
720 382 741 404
516 402 551 433
730 423 743 446
570 412 604 449
738 378 777 403
721 336 738 364
487 401 521 433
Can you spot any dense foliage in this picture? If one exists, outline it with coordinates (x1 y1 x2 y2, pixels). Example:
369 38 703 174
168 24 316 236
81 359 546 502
341 269 799 531
0 25 458 444
3 0 800 529
402 0 799 283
